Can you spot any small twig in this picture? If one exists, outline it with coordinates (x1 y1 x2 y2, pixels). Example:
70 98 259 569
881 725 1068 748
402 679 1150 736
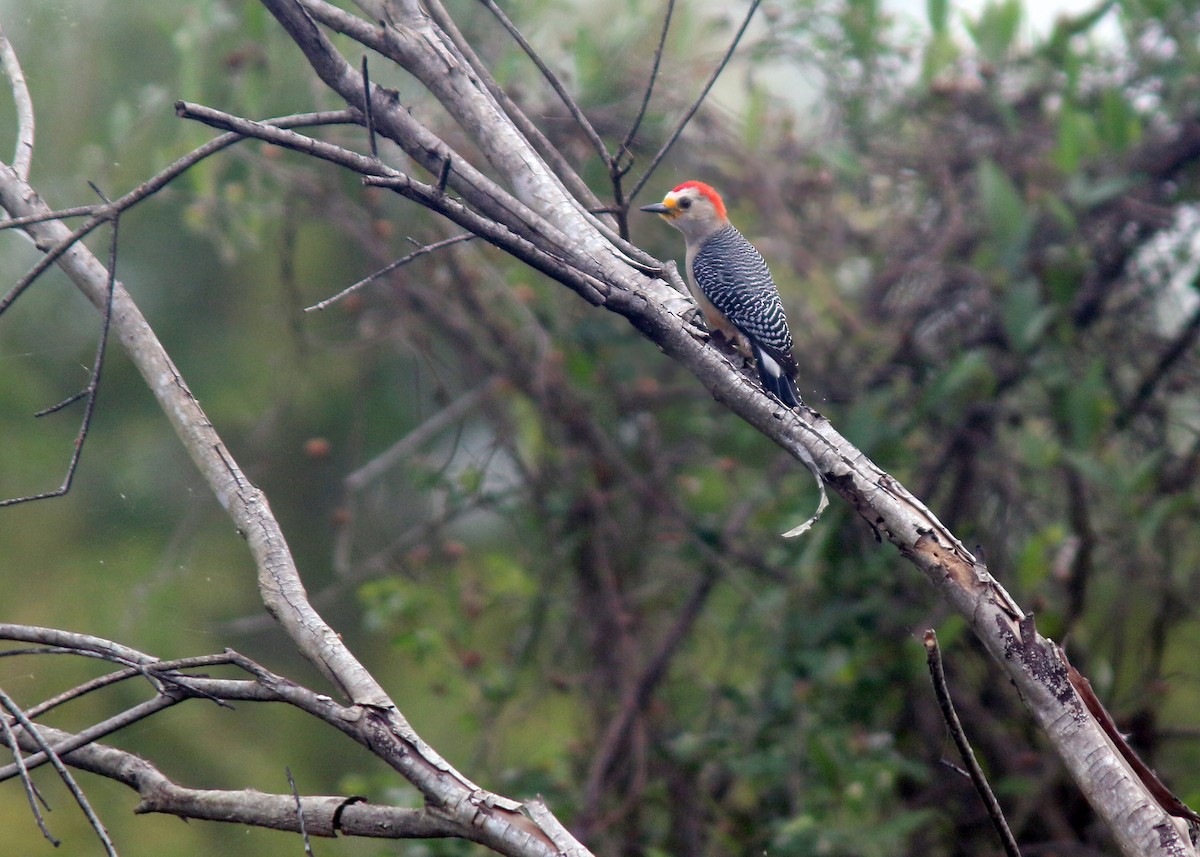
26 667 141 720
0 110 357 318
0 24 35 180
0 711 58 847
609 0 676 239
287 767 315 856
477 0 611 167
0 204 106 229
437 154 452 194
14 647 236 716
0 689 119 856
938 758 971 779
924 630 1021 857
629 0 762 203
306 233 476 311
618 0 674 161
0 186 119 508
139 663 234 710
361 55 378 158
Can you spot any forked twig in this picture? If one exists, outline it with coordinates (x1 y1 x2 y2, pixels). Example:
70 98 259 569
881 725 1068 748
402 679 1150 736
0 712 58 847
0 187 119 508
477 0 611 167
629 0 763 203
0 110 358 317
0 689 118 856
606 0 676 239
618 0 675 161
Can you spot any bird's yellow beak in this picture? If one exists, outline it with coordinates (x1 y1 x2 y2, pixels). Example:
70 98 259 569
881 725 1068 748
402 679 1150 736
639 198 676 218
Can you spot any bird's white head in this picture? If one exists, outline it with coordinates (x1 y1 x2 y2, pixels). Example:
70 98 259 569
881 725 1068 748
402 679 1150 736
640 181 729 242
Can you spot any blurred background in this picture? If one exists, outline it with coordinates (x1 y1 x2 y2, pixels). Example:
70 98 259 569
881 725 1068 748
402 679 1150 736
1 0 1199 854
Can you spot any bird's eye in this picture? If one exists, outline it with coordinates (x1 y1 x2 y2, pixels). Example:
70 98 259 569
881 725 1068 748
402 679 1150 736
678 197 692 210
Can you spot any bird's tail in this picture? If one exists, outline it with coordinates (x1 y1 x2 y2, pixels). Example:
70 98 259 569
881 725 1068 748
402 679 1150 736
754 346 800 409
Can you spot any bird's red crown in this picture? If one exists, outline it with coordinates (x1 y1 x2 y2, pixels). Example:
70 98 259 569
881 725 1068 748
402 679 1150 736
672 181 727 220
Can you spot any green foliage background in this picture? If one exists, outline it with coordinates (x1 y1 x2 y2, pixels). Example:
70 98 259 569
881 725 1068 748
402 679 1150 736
2 1 1200 855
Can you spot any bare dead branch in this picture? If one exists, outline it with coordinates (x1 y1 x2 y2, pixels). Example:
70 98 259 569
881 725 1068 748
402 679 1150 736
4 718 470 840
0 25 34 180
362 171 609 303
263 0 558 238
25 666 141 719
0 203 105 228
526 798 593 857
0 154 396 711
177 100 612 306
18 651 250 722
2 1 1194 852
0 625 159 665
299 0 655 266
0 695 181 783
629 0 762 204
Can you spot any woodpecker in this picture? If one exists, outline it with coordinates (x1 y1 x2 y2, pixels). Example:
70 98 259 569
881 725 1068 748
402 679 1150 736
641 181 801 408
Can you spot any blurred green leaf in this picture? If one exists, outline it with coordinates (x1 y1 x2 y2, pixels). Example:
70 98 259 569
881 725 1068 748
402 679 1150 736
743 80 770 149
977 158 1031 270
965 0 1022 65
1066 173 1135 208
1054 105 1097 173
1099 87 1143 152
1056 360 1114 448
927 0 950 34
1016 523 1067 590
1000 278 1057 352
1044 0 1117 59
916 351 996 417
922 32 959 84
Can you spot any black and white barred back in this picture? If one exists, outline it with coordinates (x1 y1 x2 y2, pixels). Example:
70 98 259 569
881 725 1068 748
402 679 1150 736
692 224 799 372
690 224 801 408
